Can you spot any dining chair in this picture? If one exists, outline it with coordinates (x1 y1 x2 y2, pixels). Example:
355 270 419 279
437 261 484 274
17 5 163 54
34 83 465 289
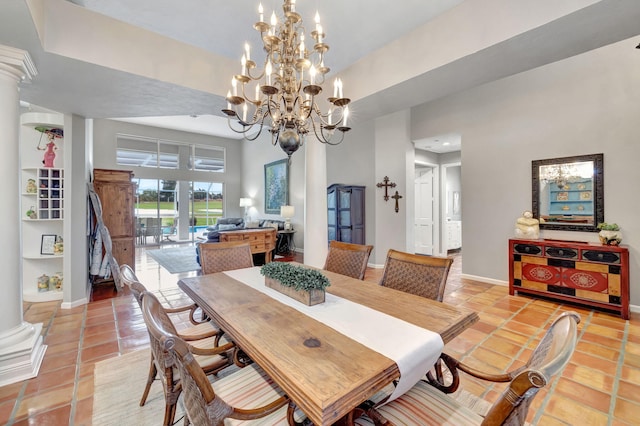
141 291 309 426
199 241 254 275
119 265 234 426
120 264 213 333
353 311 581 426
323 240 374 280
379 249 454 302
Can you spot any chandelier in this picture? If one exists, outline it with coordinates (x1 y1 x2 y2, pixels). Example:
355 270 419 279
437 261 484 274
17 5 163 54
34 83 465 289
222 0 351 160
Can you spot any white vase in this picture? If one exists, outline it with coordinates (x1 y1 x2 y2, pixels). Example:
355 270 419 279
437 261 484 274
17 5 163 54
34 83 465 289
599 230 622 246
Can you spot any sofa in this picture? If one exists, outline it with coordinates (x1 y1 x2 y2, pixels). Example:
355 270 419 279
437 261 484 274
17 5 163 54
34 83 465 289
196 217 286 265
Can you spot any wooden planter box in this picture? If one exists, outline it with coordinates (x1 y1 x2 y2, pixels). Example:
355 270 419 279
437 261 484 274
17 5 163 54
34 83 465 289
265 277 325 306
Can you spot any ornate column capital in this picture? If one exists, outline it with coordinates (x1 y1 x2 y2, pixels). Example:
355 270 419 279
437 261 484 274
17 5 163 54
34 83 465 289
0 44 37 81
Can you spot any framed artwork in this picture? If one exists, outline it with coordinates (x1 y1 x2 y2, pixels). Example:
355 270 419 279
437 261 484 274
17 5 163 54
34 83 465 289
41 234 57 255
556 192 569 201
264 159 289 214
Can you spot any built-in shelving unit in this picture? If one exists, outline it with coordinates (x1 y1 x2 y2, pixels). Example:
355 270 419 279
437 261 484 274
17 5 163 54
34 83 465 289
20 112 65 302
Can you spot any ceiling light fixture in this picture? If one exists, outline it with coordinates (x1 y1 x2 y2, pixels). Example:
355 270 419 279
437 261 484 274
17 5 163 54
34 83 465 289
222 0 351 160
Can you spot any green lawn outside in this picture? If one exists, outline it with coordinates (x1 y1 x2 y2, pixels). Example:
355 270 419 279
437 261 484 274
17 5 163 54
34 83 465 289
135 200 223 226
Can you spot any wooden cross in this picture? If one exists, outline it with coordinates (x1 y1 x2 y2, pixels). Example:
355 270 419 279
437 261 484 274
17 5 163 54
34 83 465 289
391 191 403 213
376 176 396 201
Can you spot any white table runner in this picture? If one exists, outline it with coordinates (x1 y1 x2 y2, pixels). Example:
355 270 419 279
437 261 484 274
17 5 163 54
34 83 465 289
224 267 444 402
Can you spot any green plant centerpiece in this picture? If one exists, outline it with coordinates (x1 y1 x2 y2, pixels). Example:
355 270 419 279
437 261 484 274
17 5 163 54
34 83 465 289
260 262 330 306
597 222 622 246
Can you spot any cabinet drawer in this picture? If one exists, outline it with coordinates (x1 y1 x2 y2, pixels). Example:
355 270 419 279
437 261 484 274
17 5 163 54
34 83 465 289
251 243 265 252
513 243 542 255
582 250 621 264
545 246 578 259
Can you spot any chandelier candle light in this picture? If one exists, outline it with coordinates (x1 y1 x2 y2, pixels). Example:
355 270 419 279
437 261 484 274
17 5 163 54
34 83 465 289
222 0 351 160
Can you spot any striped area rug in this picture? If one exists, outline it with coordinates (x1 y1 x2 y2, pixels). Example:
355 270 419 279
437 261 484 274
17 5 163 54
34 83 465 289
92 350 184 426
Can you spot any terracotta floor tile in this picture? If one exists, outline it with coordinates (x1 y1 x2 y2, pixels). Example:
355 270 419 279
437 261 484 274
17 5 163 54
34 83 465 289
584 322 625 340
614 398 640 424
492 328 531 345
623 352 640 369
84 322 116 337
620 365 640 384
73 397 93 426
76 376 94 401
23 365 76 395
13 383 74 419
465 346 514 372
81 329 118 348
0 399 16 425
80 341 121 363
45 340 80 356
625 341 640 357
581 331 623 349
0 381 24 404
12 404 71 426
576 340 621 362
563 363 615 393
570 351 618 376
617 380 640 404
545 394 609 425
40 349 79 371
554 377 611 413
481 335 523 358
84 312 116 327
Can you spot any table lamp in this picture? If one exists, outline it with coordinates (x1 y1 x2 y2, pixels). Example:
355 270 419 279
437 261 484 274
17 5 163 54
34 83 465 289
280 205 295 230
239 198 252 223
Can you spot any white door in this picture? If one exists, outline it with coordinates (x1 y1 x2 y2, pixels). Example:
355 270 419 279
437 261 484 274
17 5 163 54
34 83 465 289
414 168 434 255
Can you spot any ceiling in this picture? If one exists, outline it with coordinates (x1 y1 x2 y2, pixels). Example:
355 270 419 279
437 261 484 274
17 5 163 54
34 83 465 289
2 0 640 152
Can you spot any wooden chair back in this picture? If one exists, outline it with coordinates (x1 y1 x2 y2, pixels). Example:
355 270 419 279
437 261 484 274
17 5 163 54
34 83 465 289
485 311 580 424
323 240 373 280
380 249 454 302
356 311 580 426
141 292 290 425
119 264 148 308
200 241 254 275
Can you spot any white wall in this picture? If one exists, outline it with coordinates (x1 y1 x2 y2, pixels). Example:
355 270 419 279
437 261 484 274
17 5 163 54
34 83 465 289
411 37 640 304
326 119 377 259
240 132 306 251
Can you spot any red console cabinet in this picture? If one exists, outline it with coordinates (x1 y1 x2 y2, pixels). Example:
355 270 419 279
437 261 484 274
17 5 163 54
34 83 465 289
509 238 629 319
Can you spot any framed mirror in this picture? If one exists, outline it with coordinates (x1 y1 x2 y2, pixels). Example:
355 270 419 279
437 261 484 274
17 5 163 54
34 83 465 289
532 153 604 232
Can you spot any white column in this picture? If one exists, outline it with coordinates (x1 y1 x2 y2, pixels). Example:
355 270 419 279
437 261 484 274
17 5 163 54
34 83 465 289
303 140 328 267
0 45 46 387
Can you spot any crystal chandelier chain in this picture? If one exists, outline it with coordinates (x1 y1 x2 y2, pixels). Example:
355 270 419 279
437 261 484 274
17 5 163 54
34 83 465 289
222 0 351 160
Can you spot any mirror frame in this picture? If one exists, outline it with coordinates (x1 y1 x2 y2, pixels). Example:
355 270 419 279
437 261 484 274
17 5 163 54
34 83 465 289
532 153 604 232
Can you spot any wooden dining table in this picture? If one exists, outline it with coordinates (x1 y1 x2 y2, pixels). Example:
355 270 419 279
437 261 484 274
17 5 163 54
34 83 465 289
178 266 479 425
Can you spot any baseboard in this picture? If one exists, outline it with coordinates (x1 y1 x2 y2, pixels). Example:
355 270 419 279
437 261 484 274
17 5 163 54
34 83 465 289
460 273 508 287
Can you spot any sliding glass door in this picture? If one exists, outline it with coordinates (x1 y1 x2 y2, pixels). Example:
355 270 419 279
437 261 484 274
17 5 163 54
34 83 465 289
133 178 223 247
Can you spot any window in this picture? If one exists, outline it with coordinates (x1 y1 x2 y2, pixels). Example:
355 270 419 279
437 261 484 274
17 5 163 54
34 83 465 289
117 134 225 172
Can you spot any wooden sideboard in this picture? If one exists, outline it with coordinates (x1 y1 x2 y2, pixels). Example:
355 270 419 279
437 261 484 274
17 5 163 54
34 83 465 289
219 228 277 263
509 238 629 319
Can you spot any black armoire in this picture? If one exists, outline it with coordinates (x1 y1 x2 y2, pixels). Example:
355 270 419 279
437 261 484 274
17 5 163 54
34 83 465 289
327 184 365 244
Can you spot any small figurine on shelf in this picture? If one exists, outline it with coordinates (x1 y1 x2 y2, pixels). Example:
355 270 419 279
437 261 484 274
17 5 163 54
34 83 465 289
515 210 540 240
49 272 63 291
54 236 64 255
38 274 50 292
26 179 37 193
26 206 37 219
35 127 63 168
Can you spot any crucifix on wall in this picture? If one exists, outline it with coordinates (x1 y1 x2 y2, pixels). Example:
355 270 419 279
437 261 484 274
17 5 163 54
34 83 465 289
376 176 396 201
391 191 403 213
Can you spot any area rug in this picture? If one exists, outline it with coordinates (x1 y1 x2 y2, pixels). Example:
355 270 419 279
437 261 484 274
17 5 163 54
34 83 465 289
92 350 185 426
146 246 201 273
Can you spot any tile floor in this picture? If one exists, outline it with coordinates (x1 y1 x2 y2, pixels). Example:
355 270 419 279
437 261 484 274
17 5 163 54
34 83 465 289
1 246 639 425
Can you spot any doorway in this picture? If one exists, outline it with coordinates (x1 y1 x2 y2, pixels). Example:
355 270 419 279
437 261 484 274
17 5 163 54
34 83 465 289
414 165 438 255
